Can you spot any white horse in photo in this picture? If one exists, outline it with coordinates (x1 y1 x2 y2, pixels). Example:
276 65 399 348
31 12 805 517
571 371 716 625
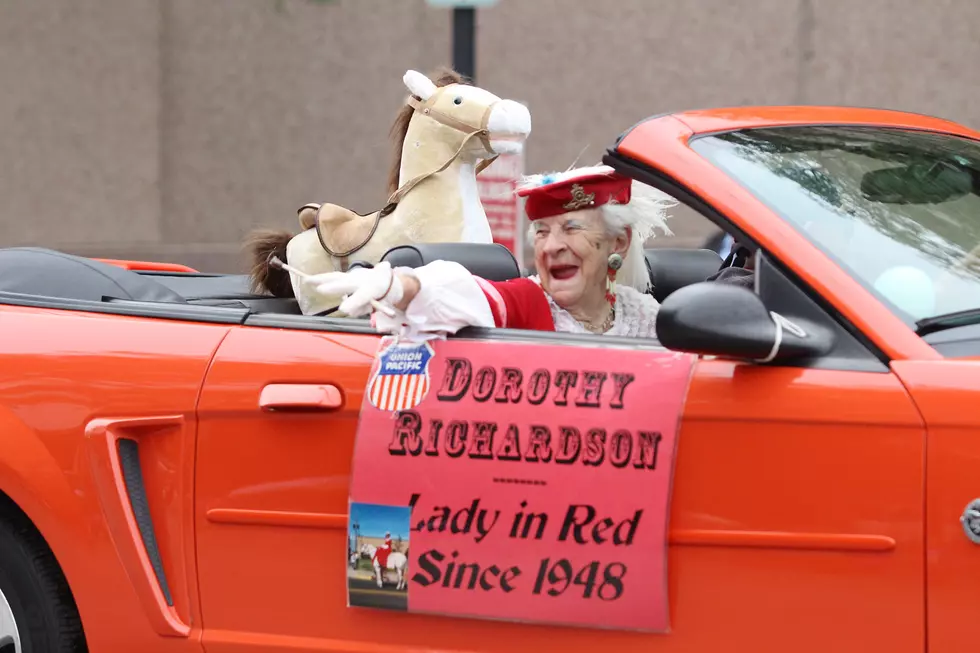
360 543 408 591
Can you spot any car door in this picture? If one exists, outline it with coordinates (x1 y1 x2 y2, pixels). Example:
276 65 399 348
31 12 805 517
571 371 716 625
193 322 379 653
889 358 980 653
653 251 928 653
669 358 924 652
194 275 927 653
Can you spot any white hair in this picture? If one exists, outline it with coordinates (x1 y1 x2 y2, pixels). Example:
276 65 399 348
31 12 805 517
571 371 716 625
522 170 676 294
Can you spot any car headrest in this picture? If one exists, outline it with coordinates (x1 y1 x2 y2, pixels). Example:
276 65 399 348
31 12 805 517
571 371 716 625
645 248 723 302
0 247 187 304
380 243 521 281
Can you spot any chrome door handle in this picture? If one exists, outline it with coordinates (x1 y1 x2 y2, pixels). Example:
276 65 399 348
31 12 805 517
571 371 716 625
259 383 344 412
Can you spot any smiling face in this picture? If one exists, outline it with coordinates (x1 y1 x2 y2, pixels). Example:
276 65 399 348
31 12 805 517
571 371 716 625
532 210 630 312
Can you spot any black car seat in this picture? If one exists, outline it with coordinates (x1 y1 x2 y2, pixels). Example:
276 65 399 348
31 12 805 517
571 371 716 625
644 248 723 302
380 243 522 281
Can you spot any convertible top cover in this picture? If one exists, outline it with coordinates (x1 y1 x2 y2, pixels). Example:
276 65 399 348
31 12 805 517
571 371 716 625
0 247 187 304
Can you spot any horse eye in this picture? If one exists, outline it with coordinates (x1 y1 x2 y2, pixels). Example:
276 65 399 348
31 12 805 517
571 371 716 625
453 96 463 105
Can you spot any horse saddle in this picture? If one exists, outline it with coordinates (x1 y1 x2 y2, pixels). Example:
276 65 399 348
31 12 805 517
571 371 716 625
297 203 382 264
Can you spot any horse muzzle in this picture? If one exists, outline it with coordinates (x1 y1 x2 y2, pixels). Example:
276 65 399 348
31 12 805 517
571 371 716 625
486 100 531 155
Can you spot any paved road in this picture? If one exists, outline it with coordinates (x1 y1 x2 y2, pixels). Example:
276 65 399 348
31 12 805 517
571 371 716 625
348 576 407 611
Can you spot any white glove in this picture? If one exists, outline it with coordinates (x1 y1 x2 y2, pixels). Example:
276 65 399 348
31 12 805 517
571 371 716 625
305 261 404 317
375 260 496 339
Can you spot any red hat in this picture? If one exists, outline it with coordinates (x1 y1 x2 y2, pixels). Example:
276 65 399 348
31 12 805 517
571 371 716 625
516 166 632 221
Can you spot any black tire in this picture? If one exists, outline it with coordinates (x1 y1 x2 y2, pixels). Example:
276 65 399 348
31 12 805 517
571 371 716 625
0 505 86 653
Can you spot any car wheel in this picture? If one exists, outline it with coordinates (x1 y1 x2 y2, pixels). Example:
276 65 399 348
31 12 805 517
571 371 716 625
0 507 86 653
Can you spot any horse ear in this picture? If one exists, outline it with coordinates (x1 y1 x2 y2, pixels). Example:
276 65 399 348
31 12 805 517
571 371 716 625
403 70 437 101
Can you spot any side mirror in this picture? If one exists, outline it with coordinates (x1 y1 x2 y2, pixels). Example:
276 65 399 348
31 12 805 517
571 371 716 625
655 282 834 362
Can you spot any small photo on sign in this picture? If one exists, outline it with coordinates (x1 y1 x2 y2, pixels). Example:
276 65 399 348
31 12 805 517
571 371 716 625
347 502 411 611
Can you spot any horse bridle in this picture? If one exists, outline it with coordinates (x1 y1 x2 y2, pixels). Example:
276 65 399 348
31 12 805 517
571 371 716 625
404 88 500 176
309 86 502 268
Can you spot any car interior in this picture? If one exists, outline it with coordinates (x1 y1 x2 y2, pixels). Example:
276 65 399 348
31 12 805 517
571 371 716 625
1 241 909 368
0 244 726 318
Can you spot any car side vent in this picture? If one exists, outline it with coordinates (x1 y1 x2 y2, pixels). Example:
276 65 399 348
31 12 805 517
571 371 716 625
117 438 174 606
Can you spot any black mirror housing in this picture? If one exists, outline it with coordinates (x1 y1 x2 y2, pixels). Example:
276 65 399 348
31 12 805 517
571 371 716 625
655 282 834 362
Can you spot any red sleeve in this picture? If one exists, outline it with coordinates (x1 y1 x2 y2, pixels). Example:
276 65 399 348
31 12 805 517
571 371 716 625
473 277 555 332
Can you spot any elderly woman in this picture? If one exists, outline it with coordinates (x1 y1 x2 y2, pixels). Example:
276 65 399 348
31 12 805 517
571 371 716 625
308 166 675 340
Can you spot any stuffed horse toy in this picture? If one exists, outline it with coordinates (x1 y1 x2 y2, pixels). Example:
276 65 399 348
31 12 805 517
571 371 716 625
246 68 532 315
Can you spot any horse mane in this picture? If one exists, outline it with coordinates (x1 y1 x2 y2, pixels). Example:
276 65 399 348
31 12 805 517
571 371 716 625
386 67 467 196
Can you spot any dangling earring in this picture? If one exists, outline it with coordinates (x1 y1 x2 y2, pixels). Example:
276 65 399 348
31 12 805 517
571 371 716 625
606 253 623 305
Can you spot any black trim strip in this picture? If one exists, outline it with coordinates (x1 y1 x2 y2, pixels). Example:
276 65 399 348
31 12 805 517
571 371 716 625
453 325 663 350
243 314 665 350
602 150 892 367
0 291 249 324
244 313 381 335
136 271 232 279
117 439 174 607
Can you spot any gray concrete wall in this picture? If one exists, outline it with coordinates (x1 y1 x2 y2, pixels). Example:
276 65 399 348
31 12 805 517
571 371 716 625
3 0 978 272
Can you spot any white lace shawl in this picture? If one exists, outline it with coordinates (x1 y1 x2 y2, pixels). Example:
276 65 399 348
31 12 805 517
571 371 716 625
527 276 661 342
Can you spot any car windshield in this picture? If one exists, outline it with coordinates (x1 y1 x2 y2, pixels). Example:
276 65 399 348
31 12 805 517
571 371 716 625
690 125 980 330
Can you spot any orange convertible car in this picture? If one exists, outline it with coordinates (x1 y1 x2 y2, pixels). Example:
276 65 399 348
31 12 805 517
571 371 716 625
4 106 980 653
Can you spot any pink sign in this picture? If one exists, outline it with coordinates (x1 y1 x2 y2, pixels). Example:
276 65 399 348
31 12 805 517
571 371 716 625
347 336 694 632
477 151 524 262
